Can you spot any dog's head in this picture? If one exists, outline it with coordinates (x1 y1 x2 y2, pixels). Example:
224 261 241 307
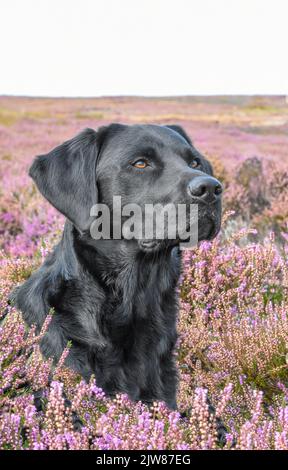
29 123 222 252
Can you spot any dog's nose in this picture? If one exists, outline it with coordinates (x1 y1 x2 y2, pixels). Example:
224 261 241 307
188 176 223 202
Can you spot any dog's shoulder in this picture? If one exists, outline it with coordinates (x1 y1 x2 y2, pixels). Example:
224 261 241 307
10 242 67 329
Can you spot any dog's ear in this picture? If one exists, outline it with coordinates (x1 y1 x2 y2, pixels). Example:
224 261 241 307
165 124 214 175
29 127 110 233
164 124 193 146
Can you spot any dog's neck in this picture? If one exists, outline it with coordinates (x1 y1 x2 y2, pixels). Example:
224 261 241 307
59 221 181 302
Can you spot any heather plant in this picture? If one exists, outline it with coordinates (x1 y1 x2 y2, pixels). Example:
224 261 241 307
223 159 288 242
178 220 288 445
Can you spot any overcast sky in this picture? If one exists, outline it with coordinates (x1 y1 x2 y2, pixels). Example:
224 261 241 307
1 0 287 96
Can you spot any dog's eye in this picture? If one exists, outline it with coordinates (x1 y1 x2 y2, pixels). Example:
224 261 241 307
133 160 149 169
189 158 200 168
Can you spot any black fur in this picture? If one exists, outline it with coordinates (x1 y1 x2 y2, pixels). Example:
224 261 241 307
12 123 222 410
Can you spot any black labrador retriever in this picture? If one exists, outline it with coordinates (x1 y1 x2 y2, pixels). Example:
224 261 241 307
11 123 222 410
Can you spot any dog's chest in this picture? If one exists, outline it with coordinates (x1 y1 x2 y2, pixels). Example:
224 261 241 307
84 253 179 355
49 249 181 400
87 278 179 399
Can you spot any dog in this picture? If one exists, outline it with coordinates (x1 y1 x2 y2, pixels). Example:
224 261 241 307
11 123 222 410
